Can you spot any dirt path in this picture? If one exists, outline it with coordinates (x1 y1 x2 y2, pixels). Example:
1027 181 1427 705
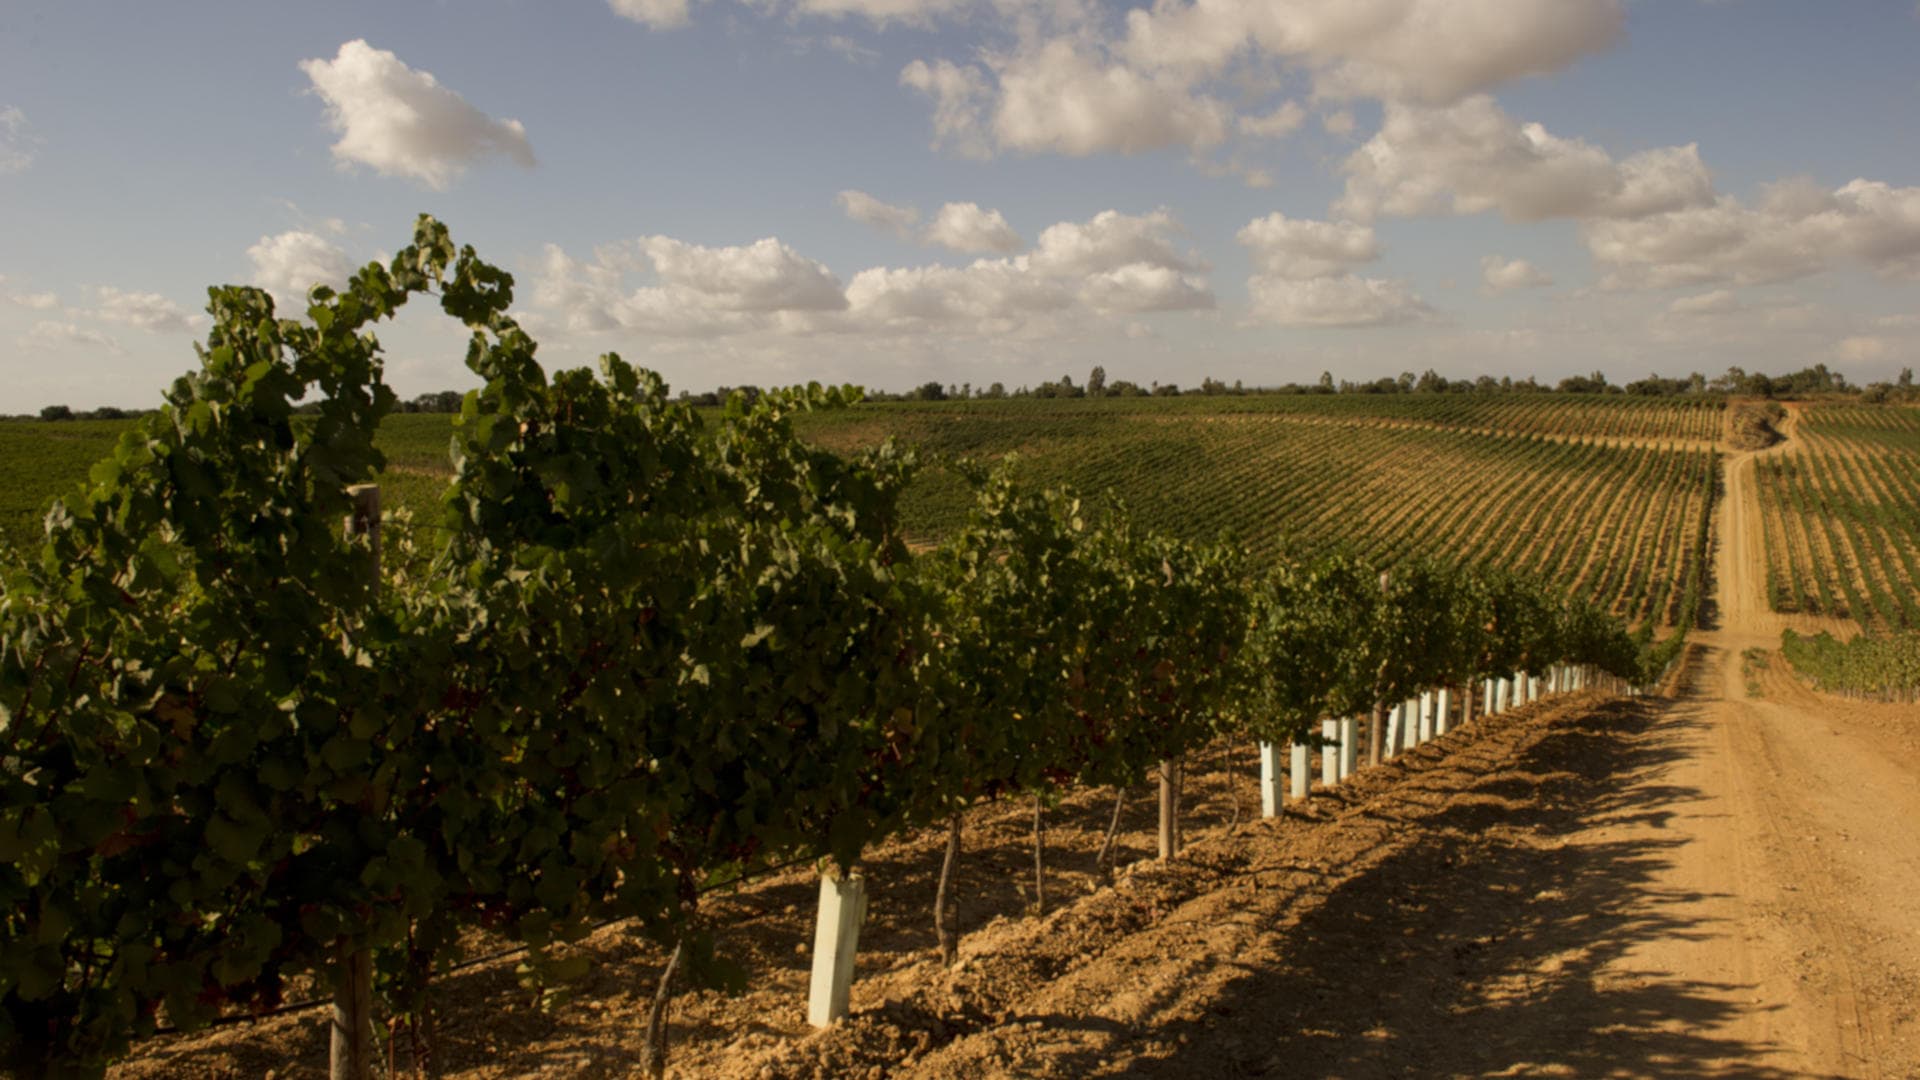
1714 404 1858 641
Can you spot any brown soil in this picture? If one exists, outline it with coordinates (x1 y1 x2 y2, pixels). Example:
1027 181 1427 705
113 399 1920 1079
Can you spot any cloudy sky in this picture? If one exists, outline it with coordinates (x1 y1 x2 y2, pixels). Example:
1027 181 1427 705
1 1 1917 411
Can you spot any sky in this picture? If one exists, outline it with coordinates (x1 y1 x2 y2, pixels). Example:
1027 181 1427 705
0 0 1917 412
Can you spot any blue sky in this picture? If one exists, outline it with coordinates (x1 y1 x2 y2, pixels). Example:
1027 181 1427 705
1 0 1917 411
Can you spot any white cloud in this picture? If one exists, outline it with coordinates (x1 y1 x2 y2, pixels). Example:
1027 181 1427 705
0 106 37 174
1246 274 1429 327
1121 0 1624 104
1667 289 1742 317
838 190 920 238
607 0 691 29
852 207 1211 328
534 208 1211 341
1237 213 1380 280
21 321 120 353
1480 255 1553 293
92 288 202 334
1238 101 1306 139
924 202 1023 253
900 59 994 159
247 230 355 306
533 235 847 339
1586 178 1920 289
1236 210 1424 327
642 235 847 311
300 40 535 190
846 260 1073 333
7 290 60 311
991 40 1230 156
1079 263 1214 312
1028 209 1203 277
795 0 972 25
1339 96 1712 223
1835 336 1891 363
1321 110 1356 137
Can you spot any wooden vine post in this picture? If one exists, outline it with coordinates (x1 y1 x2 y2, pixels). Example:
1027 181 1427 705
1157 759 1182 859
332 483 379 1080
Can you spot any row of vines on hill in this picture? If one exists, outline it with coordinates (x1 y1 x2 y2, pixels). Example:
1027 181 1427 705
1755 404 1920 631
813 391 1727 443
1780 630 1920 701
0 218 1649 1077
807 407 1718 632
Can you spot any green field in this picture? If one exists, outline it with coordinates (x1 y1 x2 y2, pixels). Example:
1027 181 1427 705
0 419 138 550
2 395 1730 631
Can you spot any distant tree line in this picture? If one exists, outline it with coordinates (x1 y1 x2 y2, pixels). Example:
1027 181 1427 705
23 363 1918 421
29 405 148 422
736 362 1915 404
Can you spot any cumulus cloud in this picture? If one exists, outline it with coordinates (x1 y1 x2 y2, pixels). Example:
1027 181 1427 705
1236 211 1425 327
895 1 1619 167
1480 255 1553 293
247 230 355 306
795 0 972 25
1237 213 1381 280
903 40 1231 160
1237 101 1306 139
924 202 1022 253
852 208 1211 328
534 235 847 338
991 40 1230 156
643 235 848 311
838 190 920 238
21 321 120 353
534 209 1210 340
1121 0 1623 104
606 0 691 29
1079 263 1213 313
300 40 535 190
1029 209 1203 277
1834 336 1892 363
1246 274 1429 327
92 287 202 334
1667 289 1742 317
846 260 1073 333
7 290 60 311
900 59 994 159
0 106 37 173
1338 96 1712 223
1586 177 1920 289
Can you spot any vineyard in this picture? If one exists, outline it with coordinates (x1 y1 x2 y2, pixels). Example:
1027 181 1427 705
1753 402 1920 631
0 219 1657 1078
0 421 131 551
1780 629 1920 701
0 395 1728 640
798 400 1720 633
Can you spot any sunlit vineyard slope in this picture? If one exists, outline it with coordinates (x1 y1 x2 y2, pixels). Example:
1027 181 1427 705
797 395 1723 630
1754 402 1920 630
